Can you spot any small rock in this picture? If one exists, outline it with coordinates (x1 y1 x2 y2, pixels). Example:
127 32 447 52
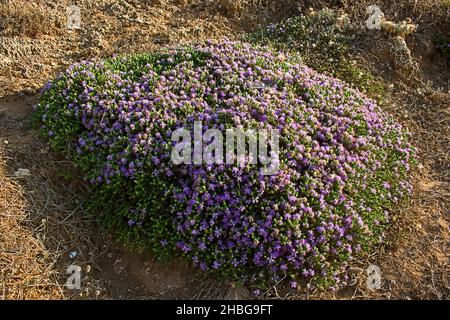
14 168 30 178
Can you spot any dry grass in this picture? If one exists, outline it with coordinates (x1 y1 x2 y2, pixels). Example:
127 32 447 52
214 0 299 23
304 0 449 26
0 95 110 299
0 95 101 300
0 0 63 38
0 154 63 299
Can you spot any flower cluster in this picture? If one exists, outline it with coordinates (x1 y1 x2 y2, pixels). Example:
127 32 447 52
34 40 415 290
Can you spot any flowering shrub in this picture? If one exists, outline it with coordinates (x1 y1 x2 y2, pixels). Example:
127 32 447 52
247 9 353 72
247 9 386 98
34 40 414 290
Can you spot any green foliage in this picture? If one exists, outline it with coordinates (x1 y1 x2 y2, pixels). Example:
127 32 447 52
246 8 387 99
33 40 415 293
434 32 450 62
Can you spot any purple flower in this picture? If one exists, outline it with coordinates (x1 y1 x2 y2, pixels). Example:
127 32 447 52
35 39 415 290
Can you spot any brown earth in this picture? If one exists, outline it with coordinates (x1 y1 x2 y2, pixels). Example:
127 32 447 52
0 0 448 300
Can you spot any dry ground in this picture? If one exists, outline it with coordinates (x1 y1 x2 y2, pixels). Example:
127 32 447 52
0 0 448 299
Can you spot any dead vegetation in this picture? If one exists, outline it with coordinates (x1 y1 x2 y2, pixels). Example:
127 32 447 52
0 145 63 299
0 0 63 38
0 0 448 300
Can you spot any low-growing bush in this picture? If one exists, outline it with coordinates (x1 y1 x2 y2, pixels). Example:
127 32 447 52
247 9 353 69
34 39 414 291
246 9 386 98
